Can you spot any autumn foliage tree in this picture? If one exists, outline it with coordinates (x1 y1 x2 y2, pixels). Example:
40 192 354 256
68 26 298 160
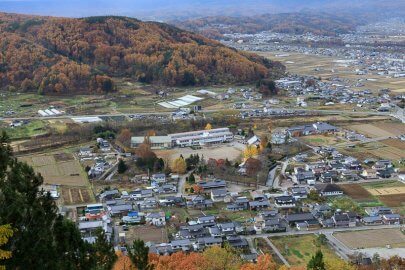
243 145 259 160
0 14 284 94
172 156 187 174
0 224 13 270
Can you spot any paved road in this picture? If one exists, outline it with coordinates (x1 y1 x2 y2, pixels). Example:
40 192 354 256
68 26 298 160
266 165 278 187
177 173 188 196
244 224 400 240
0 107 391 122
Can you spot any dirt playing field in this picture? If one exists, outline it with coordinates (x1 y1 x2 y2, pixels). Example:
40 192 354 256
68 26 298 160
19 153 88 186
346 123 404 138
155 143 243 162
339 184 373 201
334 229 405 249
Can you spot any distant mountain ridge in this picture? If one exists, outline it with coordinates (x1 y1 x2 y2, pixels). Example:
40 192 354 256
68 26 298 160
0 13 285 94
171 12 380 38
0 0 404 20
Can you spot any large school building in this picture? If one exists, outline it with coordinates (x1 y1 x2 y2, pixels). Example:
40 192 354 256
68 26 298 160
131 128 234 149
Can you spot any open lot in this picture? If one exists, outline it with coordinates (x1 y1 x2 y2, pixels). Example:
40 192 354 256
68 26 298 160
155 143 243 162
124 225 168 244
271 234 340 266
334 229 405 249
19 153 88 186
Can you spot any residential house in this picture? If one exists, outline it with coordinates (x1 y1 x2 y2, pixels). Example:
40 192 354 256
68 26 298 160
361 216 383 226
151 173 166 184
332 212 356 227
198 180 226 192
195 237 222 250
382 214 401 225
285 213 317 226
130 189 153 200
156 184 177 194
211 189 228 202
79 147 92 157
170 239 192 252
274 195 296 208
365 207 393 216
187 195 213 209
138 198 158 210
290 187 308 200
197 215 216 227
226 236 249 249
249 200 271 211
315 184 343 197
146 212 166 226
108 203 133 217
311 204 332 219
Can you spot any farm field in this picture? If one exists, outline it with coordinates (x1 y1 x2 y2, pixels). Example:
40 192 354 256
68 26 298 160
61 187 95 205
340 140 405 161
271 234 340 266
155 143 243 162
367 186 405 196
18 153 88 186
301 134 344 146
345 123 404 139
334 229 405 249
258 51 405 93
339 184 373 201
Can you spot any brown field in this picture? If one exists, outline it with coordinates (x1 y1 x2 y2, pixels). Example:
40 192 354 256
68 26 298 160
61 187 94 205
339 184 373 201
377 194 405 207
346 124 403 138
19 153 88 186
381 139 405 151
334 229 405 249
54 152 74 162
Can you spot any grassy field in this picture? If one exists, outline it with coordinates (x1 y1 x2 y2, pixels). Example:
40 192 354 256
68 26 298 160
271 234 340 266
2 120 48 140
334 229 405 249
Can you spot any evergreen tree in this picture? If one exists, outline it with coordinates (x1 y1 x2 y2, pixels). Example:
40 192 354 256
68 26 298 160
0 132 116 270
307 250 326 270
117 159 128 174
93 228 117 270
188 173 196 184
127 239 153 270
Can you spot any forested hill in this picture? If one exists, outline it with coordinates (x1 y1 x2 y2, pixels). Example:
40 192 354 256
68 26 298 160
0 13 285 95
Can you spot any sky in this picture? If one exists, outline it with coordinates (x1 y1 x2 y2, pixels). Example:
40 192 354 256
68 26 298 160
0 0 403 20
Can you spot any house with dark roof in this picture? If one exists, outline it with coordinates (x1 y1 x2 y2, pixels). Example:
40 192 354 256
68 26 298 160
249 200 271 211
170 239 192 252
197 215 216 227
290 186 308 200
210 189 228 202
226 235 249 249
361 216 383 226
332 212 356 227
315 184 343 197
274 195 296 208
382 214 401 225
198 180 226 192
195 237 222 250
285 213 317 226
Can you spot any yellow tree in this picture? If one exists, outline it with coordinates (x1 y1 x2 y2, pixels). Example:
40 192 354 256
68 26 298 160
201 245 241 270
205 123 212 130
240 254 277 270
172 157 187 174
325 258 356 270
243 145 259 159
0 224 13 270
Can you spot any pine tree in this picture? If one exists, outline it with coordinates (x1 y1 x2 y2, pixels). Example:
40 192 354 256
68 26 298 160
188 173 196 184
127 239 153 270
117 159 128 174
307 250 326 270
93 228 117 270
